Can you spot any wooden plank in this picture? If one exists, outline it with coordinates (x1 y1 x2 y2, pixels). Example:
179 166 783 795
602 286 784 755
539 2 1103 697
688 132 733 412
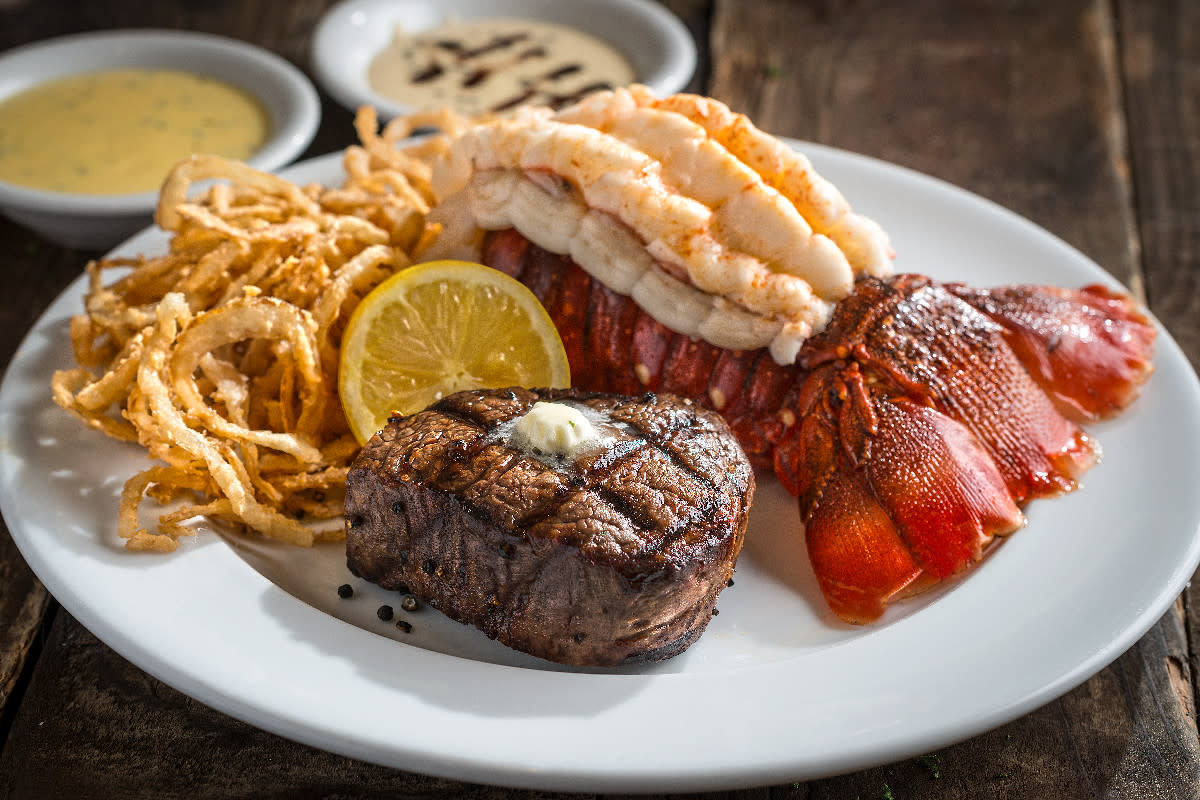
1116 0 1200 373
0 541 48 715
1116 0 1200 782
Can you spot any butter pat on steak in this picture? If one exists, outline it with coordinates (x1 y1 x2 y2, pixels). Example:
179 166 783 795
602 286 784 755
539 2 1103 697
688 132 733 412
344 387 755 666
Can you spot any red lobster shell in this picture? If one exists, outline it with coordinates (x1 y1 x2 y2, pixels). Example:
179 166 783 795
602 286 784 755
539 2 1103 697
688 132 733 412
481 228 1157 623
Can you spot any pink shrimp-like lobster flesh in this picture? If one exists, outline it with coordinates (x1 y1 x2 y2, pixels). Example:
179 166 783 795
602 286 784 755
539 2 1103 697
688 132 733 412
482 228 1157 623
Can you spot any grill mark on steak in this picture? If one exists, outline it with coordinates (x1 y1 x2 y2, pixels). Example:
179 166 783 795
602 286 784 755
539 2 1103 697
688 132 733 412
345 386 754 665
609 401 723 487
645 493 728 558
594 485 656 540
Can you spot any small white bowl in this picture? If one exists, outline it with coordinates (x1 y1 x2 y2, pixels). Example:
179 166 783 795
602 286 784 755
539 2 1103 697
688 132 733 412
0 30 321 250
311 0 696 119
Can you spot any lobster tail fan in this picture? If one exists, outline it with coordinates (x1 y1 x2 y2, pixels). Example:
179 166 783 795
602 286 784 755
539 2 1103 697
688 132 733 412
950 283 1157 423
793 363 1024 623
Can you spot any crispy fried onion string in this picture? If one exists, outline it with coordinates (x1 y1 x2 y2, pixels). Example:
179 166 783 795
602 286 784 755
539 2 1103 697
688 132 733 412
52 115 439 551
168 296 325 463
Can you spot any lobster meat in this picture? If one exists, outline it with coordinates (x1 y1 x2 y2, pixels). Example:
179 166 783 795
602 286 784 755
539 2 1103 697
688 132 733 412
481 228 1156 623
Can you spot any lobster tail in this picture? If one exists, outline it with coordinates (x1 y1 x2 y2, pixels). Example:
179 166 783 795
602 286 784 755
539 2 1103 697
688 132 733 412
783 361 1025 622
950 283 1157 423
481 229 1155 625
802 277 1101 506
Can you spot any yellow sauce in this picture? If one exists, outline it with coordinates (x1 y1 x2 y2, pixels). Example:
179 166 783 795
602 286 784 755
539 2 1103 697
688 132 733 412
0 69 269 195
367 17 636 115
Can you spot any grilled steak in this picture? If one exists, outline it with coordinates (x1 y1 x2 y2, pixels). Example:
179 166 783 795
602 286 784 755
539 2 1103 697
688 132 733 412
344 387 755 666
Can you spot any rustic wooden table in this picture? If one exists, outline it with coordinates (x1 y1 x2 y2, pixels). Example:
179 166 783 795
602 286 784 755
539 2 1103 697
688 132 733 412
1 1 1198 797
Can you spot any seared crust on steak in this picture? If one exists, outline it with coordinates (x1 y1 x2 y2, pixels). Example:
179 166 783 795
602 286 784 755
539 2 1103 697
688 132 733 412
344 387 754 666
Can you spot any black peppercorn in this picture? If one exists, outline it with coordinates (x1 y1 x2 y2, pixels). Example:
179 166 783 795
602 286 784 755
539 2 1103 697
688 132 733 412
377 605 394 621
395 619 413 633
336 583 353 599
421 558 436 574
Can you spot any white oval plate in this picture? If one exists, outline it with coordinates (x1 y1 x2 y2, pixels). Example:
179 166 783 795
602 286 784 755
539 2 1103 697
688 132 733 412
311 0 697 119
3 145 1200 792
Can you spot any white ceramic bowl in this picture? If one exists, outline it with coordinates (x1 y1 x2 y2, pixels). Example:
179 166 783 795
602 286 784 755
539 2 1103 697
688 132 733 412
311 0 696 119
0 30 321 250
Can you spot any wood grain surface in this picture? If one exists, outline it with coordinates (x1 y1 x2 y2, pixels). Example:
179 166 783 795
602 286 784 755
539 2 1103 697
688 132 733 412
0 0 1197 797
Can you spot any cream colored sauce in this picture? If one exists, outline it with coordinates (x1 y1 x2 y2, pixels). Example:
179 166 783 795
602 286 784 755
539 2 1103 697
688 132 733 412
367 17 636 115
0 69 269 194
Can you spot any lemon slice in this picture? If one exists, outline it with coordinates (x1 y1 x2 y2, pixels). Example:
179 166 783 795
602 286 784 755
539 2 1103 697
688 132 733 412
339 260 571 443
